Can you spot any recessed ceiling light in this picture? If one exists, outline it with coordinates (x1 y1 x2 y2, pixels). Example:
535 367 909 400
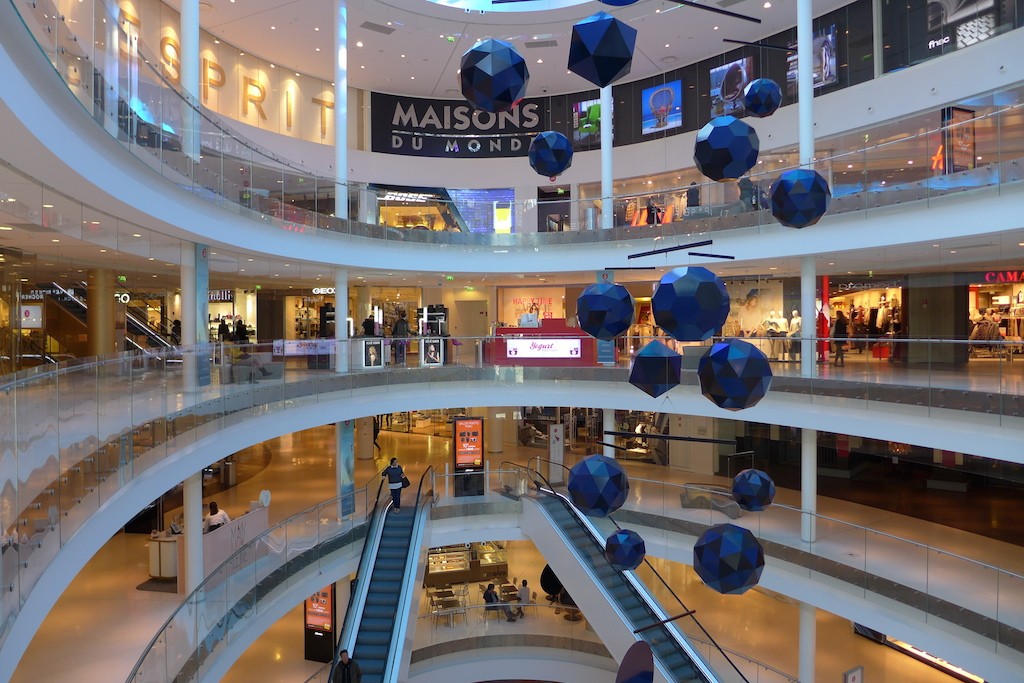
356 41 363 47
536 58 543 64
240 269 245 272
5 198 14 203
1018 242 1024 247
665 43 670 48
769 266 777 270
315 47 320 52
0 226 12 231
410 76 415 79
43 204 53 208
763 1 771 7
907 160 914 164
51 239 60 243
315 27 320 31
360 65 365 69
132 233 142 238
949 250 957 254
713 25 719 30
270 25 276 30
148 257 155 261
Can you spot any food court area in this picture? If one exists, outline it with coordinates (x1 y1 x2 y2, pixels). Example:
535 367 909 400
418 540 590 632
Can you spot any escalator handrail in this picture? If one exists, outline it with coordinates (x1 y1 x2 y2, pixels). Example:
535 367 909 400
502 461 724 683
333 471 390 674
50 282 171 349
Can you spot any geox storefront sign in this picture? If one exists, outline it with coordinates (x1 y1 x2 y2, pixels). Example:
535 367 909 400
370 92 548 158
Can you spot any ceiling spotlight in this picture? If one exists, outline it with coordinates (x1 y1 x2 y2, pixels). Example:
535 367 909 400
763 1 771 7
356 41 363 47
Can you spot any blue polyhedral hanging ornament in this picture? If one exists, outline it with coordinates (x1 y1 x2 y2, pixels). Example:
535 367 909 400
599 0 640 5
568 454 630 517
743 78 783 118
693 523 765 595
628 340 682 398
693 116 760 182
577 282 634 341
605 529 646 571
769 169 831 228
568 11 637 88
651 267 730 342
529 131 574 178
460 39 530 113
697 338 773 411
731 468 776 511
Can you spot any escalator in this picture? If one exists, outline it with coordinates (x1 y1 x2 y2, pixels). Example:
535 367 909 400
336 474 431 683
529 492 720 682
46 283 172 351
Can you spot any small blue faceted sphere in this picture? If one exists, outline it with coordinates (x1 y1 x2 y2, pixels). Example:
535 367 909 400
652 267 730 342
568 11 637 88
697 339 773 411
605 529 646 571
769 169 831 228
693 523 765 595
629 340 682 398
528 131 574 178
743 78 783 118
577 282 634 341
460 39 530 113
693 116 760 182
568 454 630 517
731 468 776 511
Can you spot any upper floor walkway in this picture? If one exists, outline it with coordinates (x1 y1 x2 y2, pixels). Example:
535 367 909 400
1 0 1023 277
2 337 1024 679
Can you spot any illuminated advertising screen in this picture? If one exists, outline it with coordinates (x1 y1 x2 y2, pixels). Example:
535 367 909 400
709 57 753 118
942 106 975 173
786 25 838 97
305 584 334 631
453 417 484 470
641 81 683 135
572 98 601 144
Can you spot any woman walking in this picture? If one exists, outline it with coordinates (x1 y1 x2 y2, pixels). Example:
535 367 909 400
382 457 405 512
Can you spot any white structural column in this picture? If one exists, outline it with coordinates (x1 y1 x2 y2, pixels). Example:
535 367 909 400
602 408 615 458
797 0 814 166
800 256 816 378
180 242 198 394
872 0 884 78
801 428 817 543
600 85 613 229
334 0 349 219
799 601 816 683
335 268 349 372
183 472 203 593
180 0 200 160
101 6 119 138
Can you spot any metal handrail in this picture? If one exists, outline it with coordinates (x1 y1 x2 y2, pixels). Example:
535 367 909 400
502 461 736 682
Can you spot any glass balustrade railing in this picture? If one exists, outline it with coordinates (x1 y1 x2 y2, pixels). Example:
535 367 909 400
1 336 1023 658
125 486 379 683
5 0 1024 250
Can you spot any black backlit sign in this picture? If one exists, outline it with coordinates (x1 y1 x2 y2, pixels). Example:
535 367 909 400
371 92 548 158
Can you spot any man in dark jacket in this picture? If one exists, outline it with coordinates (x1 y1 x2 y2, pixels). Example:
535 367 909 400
332 649 361 683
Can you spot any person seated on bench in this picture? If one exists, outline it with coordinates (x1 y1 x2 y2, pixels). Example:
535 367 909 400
204 501 230 533
228 341 270 377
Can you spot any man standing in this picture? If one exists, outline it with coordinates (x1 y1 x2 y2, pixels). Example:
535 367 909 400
332 649 361 683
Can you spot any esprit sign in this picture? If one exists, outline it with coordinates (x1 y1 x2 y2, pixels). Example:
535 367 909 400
506 338 581 359
371 92 548 158
983 271 1024 283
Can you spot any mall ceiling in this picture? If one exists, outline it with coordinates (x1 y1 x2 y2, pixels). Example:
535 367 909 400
163 0 854 98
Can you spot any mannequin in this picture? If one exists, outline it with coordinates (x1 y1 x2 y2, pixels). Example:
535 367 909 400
788 309 801 361
763 310 782 359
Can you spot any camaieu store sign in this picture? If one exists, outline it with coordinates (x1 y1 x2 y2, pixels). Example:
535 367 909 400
371 92 548 158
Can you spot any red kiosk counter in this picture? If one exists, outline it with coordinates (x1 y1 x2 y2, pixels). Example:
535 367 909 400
483 319 602 367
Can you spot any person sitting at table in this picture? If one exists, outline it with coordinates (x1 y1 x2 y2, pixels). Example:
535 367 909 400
513 579 531 618
484 583 516 622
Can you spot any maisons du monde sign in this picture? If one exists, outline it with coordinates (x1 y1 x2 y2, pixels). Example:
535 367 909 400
370 92 548 158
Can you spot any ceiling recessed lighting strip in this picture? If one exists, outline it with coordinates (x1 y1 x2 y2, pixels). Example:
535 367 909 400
668 0 762 24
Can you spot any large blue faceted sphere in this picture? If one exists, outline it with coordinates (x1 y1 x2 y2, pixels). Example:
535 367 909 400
731 468 776 511
629 341 682 398
568 454 630 517
697 339 773 411
743 78 783 118
568 12 637 88
605 529 646 571
769 169 831 228
652 267 730 342
460 39 530 113
693 523 765 595
577 282 634 341
528 131 574 177
693 116 760 182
